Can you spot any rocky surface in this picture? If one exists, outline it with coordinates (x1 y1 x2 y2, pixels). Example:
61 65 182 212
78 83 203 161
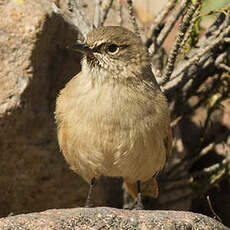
0 207 229 230
0 0 106 217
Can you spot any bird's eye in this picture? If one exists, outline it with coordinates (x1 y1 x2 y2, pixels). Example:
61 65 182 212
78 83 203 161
107 44 119 54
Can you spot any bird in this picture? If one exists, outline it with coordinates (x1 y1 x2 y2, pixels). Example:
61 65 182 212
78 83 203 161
55 26 172 209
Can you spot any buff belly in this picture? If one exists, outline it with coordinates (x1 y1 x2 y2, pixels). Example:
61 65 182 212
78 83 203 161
56 76 168 184
58 115 166 184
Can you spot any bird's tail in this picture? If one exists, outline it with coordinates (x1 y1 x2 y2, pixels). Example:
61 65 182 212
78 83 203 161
124 177 159 199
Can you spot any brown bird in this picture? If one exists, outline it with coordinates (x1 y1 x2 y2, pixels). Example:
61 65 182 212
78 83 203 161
55 26 172 209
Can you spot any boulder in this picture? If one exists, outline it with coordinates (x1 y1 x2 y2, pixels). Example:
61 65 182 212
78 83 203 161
0 207 228 230
0 0 105 216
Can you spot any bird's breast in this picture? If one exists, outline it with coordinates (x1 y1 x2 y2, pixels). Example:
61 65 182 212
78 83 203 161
56 75 169 182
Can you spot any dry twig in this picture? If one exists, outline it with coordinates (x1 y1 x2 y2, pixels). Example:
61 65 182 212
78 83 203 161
126 0 141 39
52 3 82 36
52 1 93 39
191 158 230 178
161 0 203 85
94 0 101 27
118 0 123 26
153 0 191 55
215 51 230 73
180 3 202 51
66 0 93 37
146 0 178 47
101 0 114 26
163 25 230 90
206 196 222 223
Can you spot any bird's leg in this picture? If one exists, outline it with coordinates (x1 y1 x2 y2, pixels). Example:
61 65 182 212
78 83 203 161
85 177 96 208
135 180 144 210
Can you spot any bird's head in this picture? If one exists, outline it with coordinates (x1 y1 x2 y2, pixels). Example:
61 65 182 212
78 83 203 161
73 26 150 80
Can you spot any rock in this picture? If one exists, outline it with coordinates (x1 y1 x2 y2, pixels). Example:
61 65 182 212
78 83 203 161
0 207 229 230
0 0 106 217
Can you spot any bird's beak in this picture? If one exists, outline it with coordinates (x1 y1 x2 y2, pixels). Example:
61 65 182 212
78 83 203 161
72 42 91 54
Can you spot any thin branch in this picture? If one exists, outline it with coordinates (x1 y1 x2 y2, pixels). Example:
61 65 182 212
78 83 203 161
94 0 101 28
215 51 230 73
168 155 229 184
170 142 215 179
166 130 230 180
101 0 114 26
191 158 230 178
163 25 230 91
65 0 93 37
206 196 222 223
215 52 228 64
161 0 203 85
118 0 124 26
198 7 230 20
190 143 215 166
205 13 226 37
170 115 183 128
198 3 230 41
52 3 84 38
217 63 230 73
169 76 226 142
126 0 141 39
146 0 178 47
180 3 202 51
153 0 191 54
161 178 190 192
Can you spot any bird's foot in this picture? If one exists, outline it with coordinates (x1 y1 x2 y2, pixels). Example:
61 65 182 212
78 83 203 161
123 199 144 210
133 199 144 210
84 203 94 208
